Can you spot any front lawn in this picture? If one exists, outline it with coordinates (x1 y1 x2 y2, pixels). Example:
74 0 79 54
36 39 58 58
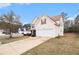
22 33 79 55
0 34 29 44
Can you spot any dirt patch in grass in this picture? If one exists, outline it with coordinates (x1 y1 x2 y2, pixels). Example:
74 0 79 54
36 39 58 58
22 33 79 55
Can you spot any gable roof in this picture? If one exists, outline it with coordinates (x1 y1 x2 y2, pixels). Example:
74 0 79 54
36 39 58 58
51 15 62 21
32 15 63 26
49 15 62 26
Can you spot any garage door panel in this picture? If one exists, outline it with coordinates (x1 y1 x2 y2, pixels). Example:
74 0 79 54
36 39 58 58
36 30 56 37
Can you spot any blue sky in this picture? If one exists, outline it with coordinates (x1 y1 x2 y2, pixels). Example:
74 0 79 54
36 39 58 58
0 3 79 24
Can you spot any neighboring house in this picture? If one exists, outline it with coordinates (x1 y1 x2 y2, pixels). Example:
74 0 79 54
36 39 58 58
18 28 23 34
0 29 3 35
31 15 64 37
0 29 5 35
18 28 31 35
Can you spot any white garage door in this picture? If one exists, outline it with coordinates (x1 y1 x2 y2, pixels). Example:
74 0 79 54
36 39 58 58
36 29 56 37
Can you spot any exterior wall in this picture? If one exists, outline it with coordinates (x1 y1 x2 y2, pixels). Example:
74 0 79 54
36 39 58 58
59 27 64 36
34 16 58 37
35 16 55 30
32 15 64 37
59 17 64 36
54 26 59 36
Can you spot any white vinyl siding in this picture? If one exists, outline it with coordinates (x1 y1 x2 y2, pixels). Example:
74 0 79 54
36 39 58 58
31 15 64 37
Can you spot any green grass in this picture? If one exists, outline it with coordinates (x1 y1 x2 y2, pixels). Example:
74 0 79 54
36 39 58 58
22 33 79 55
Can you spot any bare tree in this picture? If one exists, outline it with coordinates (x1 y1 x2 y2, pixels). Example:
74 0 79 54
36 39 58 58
1 10 22 38
61 12 68 20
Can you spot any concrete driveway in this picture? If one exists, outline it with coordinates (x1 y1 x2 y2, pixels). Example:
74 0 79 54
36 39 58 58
0 37 51 55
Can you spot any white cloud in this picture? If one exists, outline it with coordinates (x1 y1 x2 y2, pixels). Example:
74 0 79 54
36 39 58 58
0 3 11 8
67 16 77 20
67 17 74 20
67 14 78 20
0 3 31 8
18 3 31 5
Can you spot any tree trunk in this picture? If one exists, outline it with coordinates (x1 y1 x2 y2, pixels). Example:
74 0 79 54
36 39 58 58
9 28 12 38
10 33 12 38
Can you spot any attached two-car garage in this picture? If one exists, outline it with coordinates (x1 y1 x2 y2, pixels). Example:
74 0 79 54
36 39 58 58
36 29 56 37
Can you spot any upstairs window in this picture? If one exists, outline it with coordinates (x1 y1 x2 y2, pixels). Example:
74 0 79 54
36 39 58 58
41 19 46 24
